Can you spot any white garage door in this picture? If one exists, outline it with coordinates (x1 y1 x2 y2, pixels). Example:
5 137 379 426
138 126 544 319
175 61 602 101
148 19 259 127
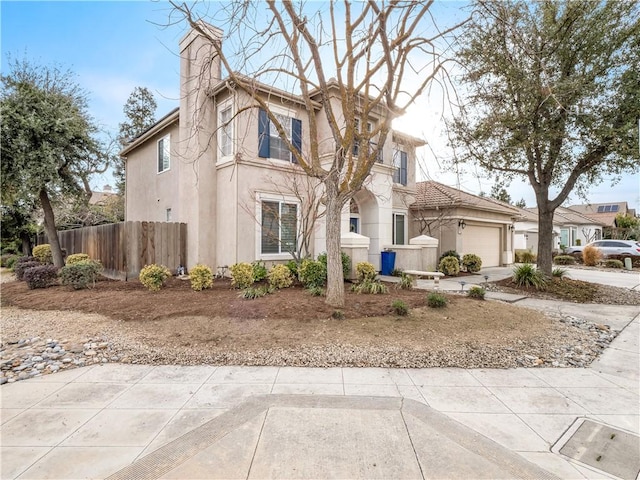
462 225 501 267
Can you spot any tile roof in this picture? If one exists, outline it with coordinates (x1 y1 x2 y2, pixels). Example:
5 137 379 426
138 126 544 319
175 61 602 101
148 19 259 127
567 202 633 227
412 181 520 216
524 207 605 226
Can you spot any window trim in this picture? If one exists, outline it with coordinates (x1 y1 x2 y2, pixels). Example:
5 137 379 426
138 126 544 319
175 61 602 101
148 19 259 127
392 211 407 245
218 101 234 160
256 193 300 260
157 134 170 173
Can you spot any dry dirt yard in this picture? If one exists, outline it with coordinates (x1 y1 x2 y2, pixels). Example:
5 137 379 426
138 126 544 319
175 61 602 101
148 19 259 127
1 269 631 380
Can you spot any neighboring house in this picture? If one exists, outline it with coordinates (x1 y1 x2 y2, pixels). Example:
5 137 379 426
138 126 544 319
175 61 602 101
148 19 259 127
567 202 636 228
120 24 424 271
513 206 605 253
409 181 520 267
89 185 117 206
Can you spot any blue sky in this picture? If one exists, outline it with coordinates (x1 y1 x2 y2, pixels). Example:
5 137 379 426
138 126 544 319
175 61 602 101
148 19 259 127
2 1 638 211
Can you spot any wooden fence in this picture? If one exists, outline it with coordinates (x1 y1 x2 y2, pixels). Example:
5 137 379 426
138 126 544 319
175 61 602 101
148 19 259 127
40 222 187 280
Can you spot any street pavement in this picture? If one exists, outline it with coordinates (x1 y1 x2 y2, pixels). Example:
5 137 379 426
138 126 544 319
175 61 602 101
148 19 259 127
1 267 639 480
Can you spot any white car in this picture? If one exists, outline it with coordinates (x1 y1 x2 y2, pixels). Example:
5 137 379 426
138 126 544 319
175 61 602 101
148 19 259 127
565 240 640 258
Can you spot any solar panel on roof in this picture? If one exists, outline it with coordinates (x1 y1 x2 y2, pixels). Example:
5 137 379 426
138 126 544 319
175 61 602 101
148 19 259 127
597 206 605 213
612 205 619 212
604 205 612 212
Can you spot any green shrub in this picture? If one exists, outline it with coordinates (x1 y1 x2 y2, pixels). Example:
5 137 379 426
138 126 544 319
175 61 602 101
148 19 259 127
24 265 59 289
32 244 53 264
552 267 568 278
467 286 486 299
60 260 103 289
66 253 91 265
397 272 413 290
462 253 482 273
15 259 42 281
268 264 293 289
351 279 388 294
252 260 268 282
230 262 255 289
139 264 171 291
438 256 460 276
604 259 624 269
298 259 327 288
306 286 325 296
318 252 351 279
515 250 537 263
553 255 576 265
355 261 377 282
427 292 448 308
438 250 461 264
5 255 19 270
190 264 214 291
512 263 547 289
390 268 404 277
285 260 299 278
240 285 273 299
391 299 408 316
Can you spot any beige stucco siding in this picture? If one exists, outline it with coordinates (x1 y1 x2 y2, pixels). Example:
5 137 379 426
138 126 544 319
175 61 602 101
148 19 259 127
125 123 180 222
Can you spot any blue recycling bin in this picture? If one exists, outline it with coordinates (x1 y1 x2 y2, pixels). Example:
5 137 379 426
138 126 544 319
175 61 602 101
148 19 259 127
380 251 396 276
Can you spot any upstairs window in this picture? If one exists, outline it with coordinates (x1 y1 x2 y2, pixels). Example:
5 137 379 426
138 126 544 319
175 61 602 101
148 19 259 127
352 118 381 162
158 135 170 173
258 108 302 163
219 105 233 157
393 150 408 186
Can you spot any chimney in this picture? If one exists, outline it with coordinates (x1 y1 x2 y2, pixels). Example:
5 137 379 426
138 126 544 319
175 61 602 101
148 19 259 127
103 185 112 192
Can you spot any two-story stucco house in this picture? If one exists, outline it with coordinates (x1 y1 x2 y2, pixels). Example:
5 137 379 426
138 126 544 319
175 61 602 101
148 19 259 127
121 25 424 271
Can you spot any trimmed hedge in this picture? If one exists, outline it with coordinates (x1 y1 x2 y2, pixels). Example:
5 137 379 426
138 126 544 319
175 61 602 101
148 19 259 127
60 260 103 289
24 265 59 289
553 255 576 265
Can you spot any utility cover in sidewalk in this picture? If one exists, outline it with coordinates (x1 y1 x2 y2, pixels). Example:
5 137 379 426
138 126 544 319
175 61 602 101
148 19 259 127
558 419 640 480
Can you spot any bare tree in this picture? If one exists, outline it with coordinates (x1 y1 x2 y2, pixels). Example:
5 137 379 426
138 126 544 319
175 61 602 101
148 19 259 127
171 1 465 306
241 166 326 262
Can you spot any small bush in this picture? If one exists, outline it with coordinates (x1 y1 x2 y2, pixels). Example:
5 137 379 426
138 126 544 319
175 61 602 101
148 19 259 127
553 255 576 265
139 264 171 291
190 264 214 291
427 292 447 308
306 286 325 296
397 272 413 290
32 244 53 264
2 254 19 270
467 286 486 299
268 264 293 289
583 245 603 267
318 252 351 279
355 261 377 283
515 250 537 263
24 265 59 289
230 262 255 289
351 279 388 294
439 256 460 276
285 260 299 278
390 268 404 277
252 261 268 282
462 254 482 273
438 250 461 264
240 285 273 299
512 263 547 289
298 259 327 288
604 259 624 269
66 253 91 265
391 299 409 316
60 260 103 290
15 259 42 281
331 310 345 320
552 267 568 278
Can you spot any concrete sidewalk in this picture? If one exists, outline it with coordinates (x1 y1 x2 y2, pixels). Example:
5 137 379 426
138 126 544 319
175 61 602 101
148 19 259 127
1 313 638 479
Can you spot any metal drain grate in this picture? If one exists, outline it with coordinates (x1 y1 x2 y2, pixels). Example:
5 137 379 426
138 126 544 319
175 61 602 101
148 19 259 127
558 419 640 480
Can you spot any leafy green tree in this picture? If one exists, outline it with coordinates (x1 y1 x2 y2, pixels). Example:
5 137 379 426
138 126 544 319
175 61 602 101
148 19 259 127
490 184 512 204
1 59 107 267
116 87 157 194
515 198 527 209
449 0 639 275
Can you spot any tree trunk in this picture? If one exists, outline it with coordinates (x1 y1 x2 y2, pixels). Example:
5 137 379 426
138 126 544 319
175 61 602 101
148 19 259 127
39 189 64 268
20 232 32 256
324 175 345 308
536 203 555 276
